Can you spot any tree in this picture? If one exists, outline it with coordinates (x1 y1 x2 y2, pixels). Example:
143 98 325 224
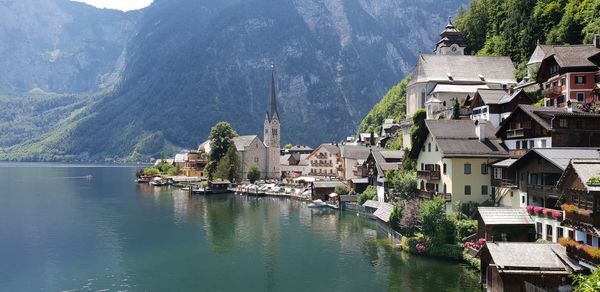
573 267 600 292
143 166 160 176
385 135 403 150
214 144 240 182
386 170 419 201
403 109 426 172
284 143 293 150
451 98 460 120
358 185 377 204
359 74 411 133
399 199 420 236
247 164 261 183
206 121 238 179
418 198 456 245
389 205 403 233
335 185 349 196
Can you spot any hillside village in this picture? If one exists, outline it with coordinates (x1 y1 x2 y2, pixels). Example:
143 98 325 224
146 18 600 291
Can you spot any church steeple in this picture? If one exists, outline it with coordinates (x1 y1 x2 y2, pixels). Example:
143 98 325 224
270 64 279 121
434 16 467 55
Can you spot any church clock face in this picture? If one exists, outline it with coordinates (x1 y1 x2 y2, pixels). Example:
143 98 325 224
451 46 457 52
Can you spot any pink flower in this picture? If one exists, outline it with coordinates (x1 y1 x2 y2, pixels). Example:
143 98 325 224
478 238 486 245
533 206 543 215
552 210 562 219
416 243 427 254
526 205 534 213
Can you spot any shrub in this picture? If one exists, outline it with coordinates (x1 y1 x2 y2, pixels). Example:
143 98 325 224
455 219 477 241
358 185 377 205
335 185 349 196
389 205 402 233
572 268 600 292
247 164 261 183
561 204 578 213
419 198 456 245
143 166 160 176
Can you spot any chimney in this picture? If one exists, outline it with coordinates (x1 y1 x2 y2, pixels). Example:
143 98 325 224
595 34 600 49
475 119 487 142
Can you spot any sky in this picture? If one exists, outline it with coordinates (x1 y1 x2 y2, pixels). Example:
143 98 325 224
72 0 153 12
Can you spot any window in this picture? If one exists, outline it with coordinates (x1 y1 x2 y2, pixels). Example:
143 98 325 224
557 95 565 104
464 185 471 195
272 129 278 135
443 163 447 174
559 119 568 128
435 184 439 192
521 195 526 204
552 81 558 87
482 185 488 195
561 78 566 86
464 163 471 174
577 92 585 102
435 145 438 152
443 183 447 193
529 140 534 149
516 141 521 149
541 139 547 148
481 164 488 174
575 75 586 84
428 143 431 152
547 225 553 241
537 222 543 239
596 75 600 83
494 167 503 179
421 163 424 171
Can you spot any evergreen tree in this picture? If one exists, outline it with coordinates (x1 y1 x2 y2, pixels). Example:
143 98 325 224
451 99 460 120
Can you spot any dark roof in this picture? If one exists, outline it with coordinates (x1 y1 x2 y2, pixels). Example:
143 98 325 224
340 145 372 160
544 45 600 68
412 120 508 158
513 148 600 171
380 150 404 160
370 148 401 174
559 159 600 192
476 207 534 225
497 105 600 135
485 242 572 273
408 54 516 86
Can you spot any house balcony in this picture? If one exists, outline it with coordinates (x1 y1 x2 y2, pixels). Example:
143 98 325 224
417 170 441 181
509 149 528 158
527 184 562 199
419 189 434 200
316 154 328 159
564 209 600 226
441 193 452 202
506 128 532 139
542 86 563 99
312 162 333 167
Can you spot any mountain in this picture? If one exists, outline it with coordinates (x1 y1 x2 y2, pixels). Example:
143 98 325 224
0 0 468 161
0 0 138 94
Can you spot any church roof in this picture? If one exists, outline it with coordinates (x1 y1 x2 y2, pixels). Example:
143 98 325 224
408 54 517 86
232 135 260 151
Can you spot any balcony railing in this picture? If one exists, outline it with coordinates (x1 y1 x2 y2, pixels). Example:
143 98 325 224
509 149 528 158
527 184 561 198
442 193 452 202
565 210 600 226
420 189 434 200
312 162 333 167
417 170 441 181
542 86 563 99
506 128 532 139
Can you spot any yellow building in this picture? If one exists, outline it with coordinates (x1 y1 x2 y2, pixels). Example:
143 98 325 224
409 119 508 212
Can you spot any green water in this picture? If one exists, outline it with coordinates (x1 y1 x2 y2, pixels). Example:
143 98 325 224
0 163 479 291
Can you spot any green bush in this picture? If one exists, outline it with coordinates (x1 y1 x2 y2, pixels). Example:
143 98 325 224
455 219 477 242
143 166 160 176
358 185 377 205
419 198 456 245
247 164 261 183
400 234 424 253
389 205 402 233
335 185 349 196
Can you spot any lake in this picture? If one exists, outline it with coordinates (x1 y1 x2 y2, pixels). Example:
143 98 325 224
0 163 479 291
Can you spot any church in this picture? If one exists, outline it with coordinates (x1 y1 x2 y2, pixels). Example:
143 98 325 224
402 18 517 149
199 66 281 180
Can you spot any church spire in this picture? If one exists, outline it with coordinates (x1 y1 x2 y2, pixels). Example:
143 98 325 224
270 64 279 120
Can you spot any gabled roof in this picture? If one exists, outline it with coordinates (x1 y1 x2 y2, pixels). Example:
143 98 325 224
497 105 600 135
559 159 600 192
472 88 533 108
232 135 260 151
411 120 508 159
476 207 534 225
511 148 600 171
340 145 372 160
543 45 600 69
373 202 394 223
369 148 401 174
485 242 571 272
492 158 518 168
408 54 517 86
380 150 404 160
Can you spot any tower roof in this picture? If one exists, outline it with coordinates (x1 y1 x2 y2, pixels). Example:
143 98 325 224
434 16 467 53
268 64 279 121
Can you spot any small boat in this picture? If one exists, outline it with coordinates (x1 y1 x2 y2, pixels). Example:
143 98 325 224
135 176 152 183
182 186 190 191
149 177 168 186
308 199 328 208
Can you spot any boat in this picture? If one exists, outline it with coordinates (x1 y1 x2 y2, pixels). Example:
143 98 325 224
308 199 328 208
149 177 168 186
135 176 152 183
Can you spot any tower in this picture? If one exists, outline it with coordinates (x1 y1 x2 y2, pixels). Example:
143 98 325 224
264 64 281 179
434 17 467 55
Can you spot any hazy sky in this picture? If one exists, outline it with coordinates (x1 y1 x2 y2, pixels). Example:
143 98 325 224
72 0 153 12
